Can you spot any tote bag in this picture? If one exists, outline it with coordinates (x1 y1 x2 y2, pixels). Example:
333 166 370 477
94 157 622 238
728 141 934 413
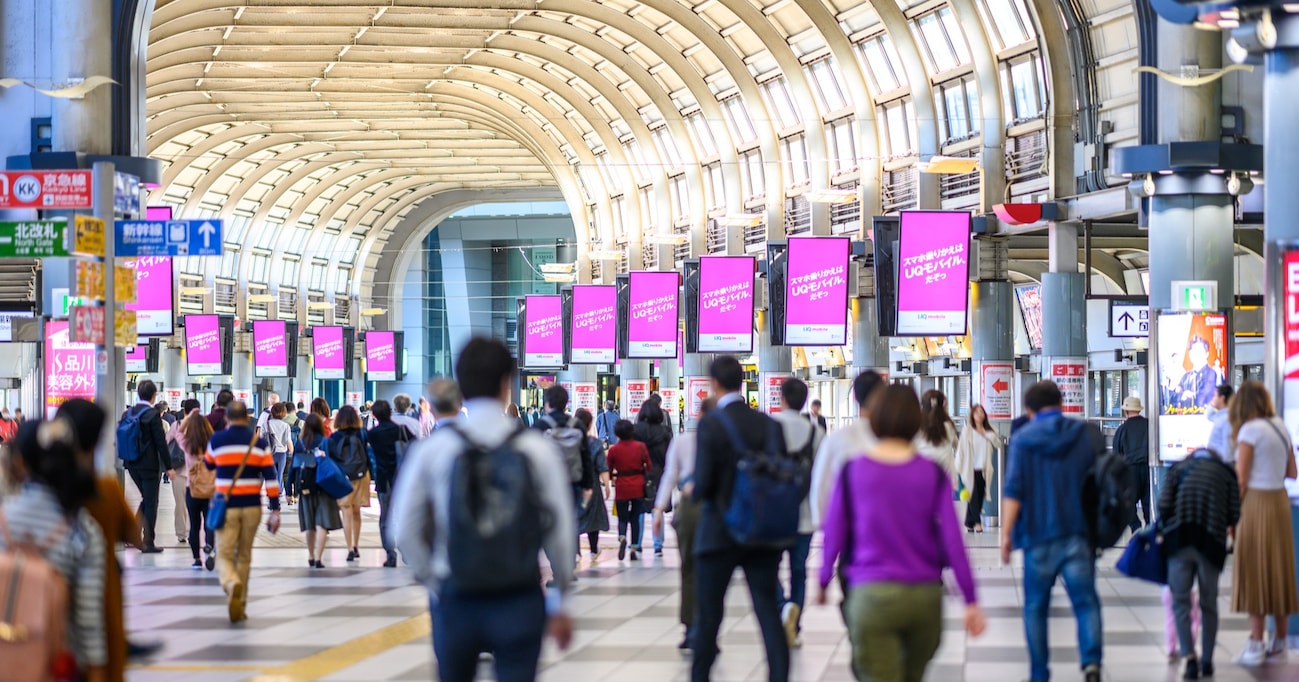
315 452 354 499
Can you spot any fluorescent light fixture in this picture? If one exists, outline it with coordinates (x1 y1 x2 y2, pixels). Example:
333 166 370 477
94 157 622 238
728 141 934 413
587 249 625 261
307 301 333 310
180 286 210 296
719 213 765 227
918 155 980 174
248 294 276 303
540 262 575 274
360 307 387 316
543 273 576 283
806 188 858 204
643 233 689 246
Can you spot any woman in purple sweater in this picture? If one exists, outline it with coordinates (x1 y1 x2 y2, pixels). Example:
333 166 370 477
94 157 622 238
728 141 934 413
817 385 986 681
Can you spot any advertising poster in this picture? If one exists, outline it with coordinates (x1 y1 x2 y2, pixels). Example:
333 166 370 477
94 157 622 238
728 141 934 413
366 331 398 381
698 256 755 352
313 326 347 380
44 319 95 418
897 211 971 336
523 295 564 368
185 314 223 376
1014 284 1044 350
659 387 679 423
687 377 711 421
980 362 1015 420
573 382 598 414
627 271 679 358
1158 311 1228 461
293 390 310 409
625 380 650 419
761 373 791 415
784 237 849 345
125 344 147 374
233 388 252 404
252 320 289 378
164 388 183 407
570 285 617 364
346 392 364 409
1285 251 1299 452
1049 359 1086 415
122 256 174 336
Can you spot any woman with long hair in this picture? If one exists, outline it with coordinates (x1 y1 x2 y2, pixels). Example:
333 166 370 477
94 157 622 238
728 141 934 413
634 398 673 556
1229 380 1299 665
179 404 216 570
311 398 333 437
329 405 370 562
918 390 958 485
954 404 1002 533
295 414 343 568
574 408 611 561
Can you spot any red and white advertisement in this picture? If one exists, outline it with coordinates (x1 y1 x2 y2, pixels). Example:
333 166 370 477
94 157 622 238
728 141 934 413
625 380 649 420
687 377 711 421
0 170 93 210
293 391 310 409
980 362 1015 420
760 373 791 415
659 387 678 419
69 306 105 345
44 320 95 418
164 388 183 407
232 388 252 404
346 391 364 409
1285 250 1299 380
1049 359 1087 415
573 382 598 414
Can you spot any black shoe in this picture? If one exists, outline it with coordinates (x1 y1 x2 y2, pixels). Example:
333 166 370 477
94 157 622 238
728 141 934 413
127 638 164 660
1200 661 1214 677
618 537 627 561
346 549 357 561
383 555 397 568
205 554 215 571
1083 664 1101 682
1183 657 1200 680
630 550 639 561
140 545 164 554
654 548 663 557
678 635 692 651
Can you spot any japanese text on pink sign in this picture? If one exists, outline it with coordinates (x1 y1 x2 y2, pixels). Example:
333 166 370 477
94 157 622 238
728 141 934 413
45 320 94 418
524 295 564 367
570 286 616 364
698 256 754 352
313 326 346 379
784 237 849 345
185 314 222 376
125 344 147 373
367 331 398 381
628 271 679 359
122 257 174 336
897 211 971 336
252 320 288 378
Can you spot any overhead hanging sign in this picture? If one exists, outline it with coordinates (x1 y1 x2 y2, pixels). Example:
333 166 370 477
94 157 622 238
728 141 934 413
366 330 398 381
0 170 92 210
125 344 148 374
0 220 70 257
784 237 849 345
570 285 616 364
1110 302 1150 338
698 256 755 353
72 215 105 258
523 295 564 368
627 271 679 359
1014 284 1044 350
185 314 223 376
252 320 289 378
115 218 223 257
123 257 174 336
313 326 347 380
896 211 971 336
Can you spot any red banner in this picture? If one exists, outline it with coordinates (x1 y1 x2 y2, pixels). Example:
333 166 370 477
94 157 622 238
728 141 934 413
1286 251 1299 379
0 171 93 209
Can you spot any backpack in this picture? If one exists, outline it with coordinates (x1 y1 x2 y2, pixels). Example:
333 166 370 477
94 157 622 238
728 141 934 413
188 452 216 500
445 425 552 595
332 431 369 480
1082 423 1135 552
116 406 146 464
540 415 585 484
790 426 818 498
0 509 74 682
713 412 804 549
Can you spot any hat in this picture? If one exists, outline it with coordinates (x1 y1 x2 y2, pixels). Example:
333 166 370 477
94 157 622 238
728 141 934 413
1121 397 1144 413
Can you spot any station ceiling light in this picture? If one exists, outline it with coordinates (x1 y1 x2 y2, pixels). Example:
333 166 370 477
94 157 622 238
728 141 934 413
587 249 625 261
806 188 858 204
643 233 689 246
539 262 575 274
719 213 765 227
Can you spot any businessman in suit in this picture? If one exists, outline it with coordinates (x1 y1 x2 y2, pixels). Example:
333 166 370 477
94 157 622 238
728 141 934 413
691 355 790 682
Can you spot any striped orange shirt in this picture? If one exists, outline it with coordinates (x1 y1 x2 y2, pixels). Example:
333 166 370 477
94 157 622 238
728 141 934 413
204 425 280 509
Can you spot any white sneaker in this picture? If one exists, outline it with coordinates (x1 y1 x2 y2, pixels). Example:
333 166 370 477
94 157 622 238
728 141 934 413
1267 639 1288 661
1235 639 1267 667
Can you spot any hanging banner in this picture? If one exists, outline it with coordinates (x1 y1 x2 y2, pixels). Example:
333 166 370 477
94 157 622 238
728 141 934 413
523 295 564 368
980 362 1015 420
625 380 650 419
253 320 289 378
784 237 849 345
366 331 398 381
125 344 148 374
123 257 175 336
573 382 598 414
313 326 346 380
896 211 971 336
1158 310 1228 460
571 285 617 364
698 256 755 352
44 320 95 419
627 271 679 359
185 314 223 376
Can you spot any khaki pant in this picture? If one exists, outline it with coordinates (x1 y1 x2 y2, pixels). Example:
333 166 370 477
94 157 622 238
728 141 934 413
216 506 261 595
171 472 189 541
846 582 944 682
671 496 701 627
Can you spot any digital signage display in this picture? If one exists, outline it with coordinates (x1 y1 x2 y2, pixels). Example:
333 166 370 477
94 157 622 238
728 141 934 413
125 344 147 373
627 271 679 359
523 295 564 367
45 319 95 418
1015 283 1044 351
570 286 616 364
253 320 289 378
698 256 754 353
184 314 223 376
897 211 971 336
123 256 174 336
366 330 398 381
1157 311 1229 461
784 237 849 346
313 326 347 380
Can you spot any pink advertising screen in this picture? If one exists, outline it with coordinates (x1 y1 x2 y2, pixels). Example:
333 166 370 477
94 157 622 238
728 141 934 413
523 295 564 368
125 344 147 373
698 256 755 352
252 320 289 378
184 314 223 376
627 271 679 359
146 206 173 221
123 256 174 336
897 211 971 336
570 285 616 364
784 237 850 345
45 319 95 418
366 331 398 381
313 326 346 380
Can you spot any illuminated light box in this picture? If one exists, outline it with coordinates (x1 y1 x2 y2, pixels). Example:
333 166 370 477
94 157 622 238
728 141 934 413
523 295 564 368
698 256 755 353
312 326 347 380
123 256 174 336
253 320 289 378
570 286 616 364
896 211 971 336
365 330 398 381
627 271 679 359
184 314 223 376
784 237 850 346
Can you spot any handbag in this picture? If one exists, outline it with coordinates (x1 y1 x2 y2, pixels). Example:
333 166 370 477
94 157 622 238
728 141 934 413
188 450 216 500
207 434 259 532
315 450 354 499
1116 525 1167 584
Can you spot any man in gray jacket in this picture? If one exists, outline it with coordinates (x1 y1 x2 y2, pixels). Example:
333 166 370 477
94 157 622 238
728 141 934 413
771 377 824 649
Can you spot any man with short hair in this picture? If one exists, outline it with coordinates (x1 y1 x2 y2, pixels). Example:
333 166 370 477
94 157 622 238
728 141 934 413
809 370 885 528
207 389 234 431
1206 383 1235 462
122 379 174 553
533 385 595 508
807 399 827 432
772 378 824 649
1001 381 1103 682
393 337 575 680
391 393 423 439
12 408 23 423
296 401 309 423
1112 396 1151 532
428 379 463 429
157 401 176 426
597 400 620 447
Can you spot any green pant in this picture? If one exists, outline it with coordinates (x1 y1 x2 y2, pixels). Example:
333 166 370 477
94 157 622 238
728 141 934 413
672 495 701 627
845 582 944 682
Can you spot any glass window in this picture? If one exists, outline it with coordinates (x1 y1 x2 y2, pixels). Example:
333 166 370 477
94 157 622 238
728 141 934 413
309 261 328 291
780 134 811 187
1006 54 1047 120
828 117 858 175
686 112 719 158
704 161 725 210
761 77 801 130
938 76 980 141
915 7 970 74
857 35 903 93
983 0 1035 49
284 225 310 254
807 58 848 113
669 174 690 221
639 186 655 233
217 248 239 280
611 196 626 242
340 237 361 264
227 214 252 244
335 267 352 295
881 99 915 157
721 95 758 144
248 252 270 283
652 126 683 171
740 149 765 199
625 140 654 186
274 257 300 288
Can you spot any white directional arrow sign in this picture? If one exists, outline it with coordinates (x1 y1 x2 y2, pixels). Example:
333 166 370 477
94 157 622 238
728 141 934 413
198 221 216 249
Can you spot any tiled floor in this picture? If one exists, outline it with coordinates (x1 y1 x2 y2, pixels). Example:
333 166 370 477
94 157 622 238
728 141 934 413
122 479 1299 681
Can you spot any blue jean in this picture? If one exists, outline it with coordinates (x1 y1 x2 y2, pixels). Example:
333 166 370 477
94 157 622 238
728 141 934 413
1022 535 1103 681
431 587 546 682
777 533 813 627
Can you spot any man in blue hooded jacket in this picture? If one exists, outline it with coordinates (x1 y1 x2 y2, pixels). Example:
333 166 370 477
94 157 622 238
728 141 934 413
1001 381 1103 682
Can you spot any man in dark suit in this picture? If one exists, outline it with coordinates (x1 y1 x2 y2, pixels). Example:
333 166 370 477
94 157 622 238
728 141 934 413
691 356 789 682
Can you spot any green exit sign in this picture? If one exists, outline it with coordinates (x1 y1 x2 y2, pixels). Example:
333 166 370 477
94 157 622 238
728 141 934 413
1172 280 1218 312
56 293 89 318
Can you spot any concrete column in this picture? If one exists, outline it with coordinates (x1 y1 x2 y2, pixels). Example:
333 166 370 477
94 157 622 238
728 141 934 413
1265 44 1299 411
1155 23 1222 145
619 359 650 420
756 309 791 415
850 299 888 372
232 352 253 401
1041 272 1087 359
683 352 711 432
557 364 597 413
439 236 494 358
50 0 111 155
969 280 1014 524
1148 192 1235 311
162 346 184 397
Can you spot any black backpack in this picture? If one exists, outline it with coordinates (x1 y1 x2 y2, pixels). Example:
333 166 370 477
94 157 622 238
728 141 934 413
445 425 552 595
1082 423 1136 552
332 431 369 480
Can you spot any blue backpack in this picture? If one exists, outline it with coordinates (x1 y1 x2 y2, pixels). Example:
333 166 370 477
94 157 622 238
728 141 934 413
713 412 803 549
116 406 145 464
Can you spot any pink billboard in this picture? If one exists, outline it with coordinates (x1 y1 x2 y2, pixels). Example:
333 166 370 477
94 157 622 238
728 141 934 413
897 211 971 335
45 319 95 418
784 237 850 345
123 256 174 336
313 326 346 380
570 285 616 364
252 320 289 378
627 271 679 359
185 314 223 376
366 331 398 381
125 344 147 373
523 295 564 367
698 256 755 353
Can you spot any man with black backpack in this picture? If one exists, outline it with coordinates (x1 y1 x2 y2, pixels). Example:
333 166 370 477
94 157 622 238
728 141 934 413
533 385 595 515
771 378 823 650
118 379 173 553
692 355 794 682
392 337 575 681
1000 381 1106 682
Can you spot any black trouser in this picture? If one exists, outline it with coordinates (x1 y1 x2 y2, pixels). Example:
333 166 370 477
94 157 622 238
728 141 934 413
1128 462 1151 531
586 532 600 554
185 489 213 560
964 470 987 529
128 467 162 546
615 499 643 548
692 548 789 682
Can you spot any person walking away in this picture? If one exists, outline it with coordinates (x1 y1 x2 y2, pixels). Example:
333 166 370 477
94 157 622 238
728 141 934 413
574 408 611 562
1206 384 1234 462
1112 396 1152 532
809 370 885 528
634 399 673 556
329 405 371 562
608 420 651 561
428 381 463 432
296 401 309 423
295 415 343 568
164 410 190 545
367 399 408 567
1228 380 1299 665
533 385 596 519
1159 446 1240 679
692 355 793 682
917 390 958 486
392 337 576 681
257 403 293 510
771 378 824 648
178 406 217 570
506 403 528 431
206 389 233 432
311 398 333 437
1000 381 1104 682
808 399 827 432
391 394 424 441
955 404 1003 533
598 400 620 448
818 385 986 680
0 419 108 682
117 380 173 554
205 401 281 622
655 398 715 651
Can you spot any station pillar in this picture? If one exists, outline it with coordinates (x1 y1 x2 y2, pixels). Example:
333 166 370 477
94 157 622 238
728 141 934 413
850 299 888 376
756 310 792 414
682 352 712 432
970 275 1015 526
619 359 651 421
557 364 598 415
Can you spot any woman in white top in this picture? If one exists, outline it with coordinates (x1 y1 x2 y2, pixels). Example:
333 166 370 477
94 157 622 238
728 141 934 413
1229 380 1299 666
918 390 958 486
954 404 1003 533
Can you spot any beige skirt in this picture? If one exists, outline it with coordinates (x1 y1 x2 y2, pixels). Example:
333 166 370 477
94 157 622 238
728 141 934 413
1232 488 1299 615
338 471 372 509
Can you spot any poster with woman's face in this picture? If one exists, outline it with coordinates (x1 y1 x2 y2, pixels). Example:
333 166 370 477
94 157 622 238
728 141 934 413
1157 311 1228 460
